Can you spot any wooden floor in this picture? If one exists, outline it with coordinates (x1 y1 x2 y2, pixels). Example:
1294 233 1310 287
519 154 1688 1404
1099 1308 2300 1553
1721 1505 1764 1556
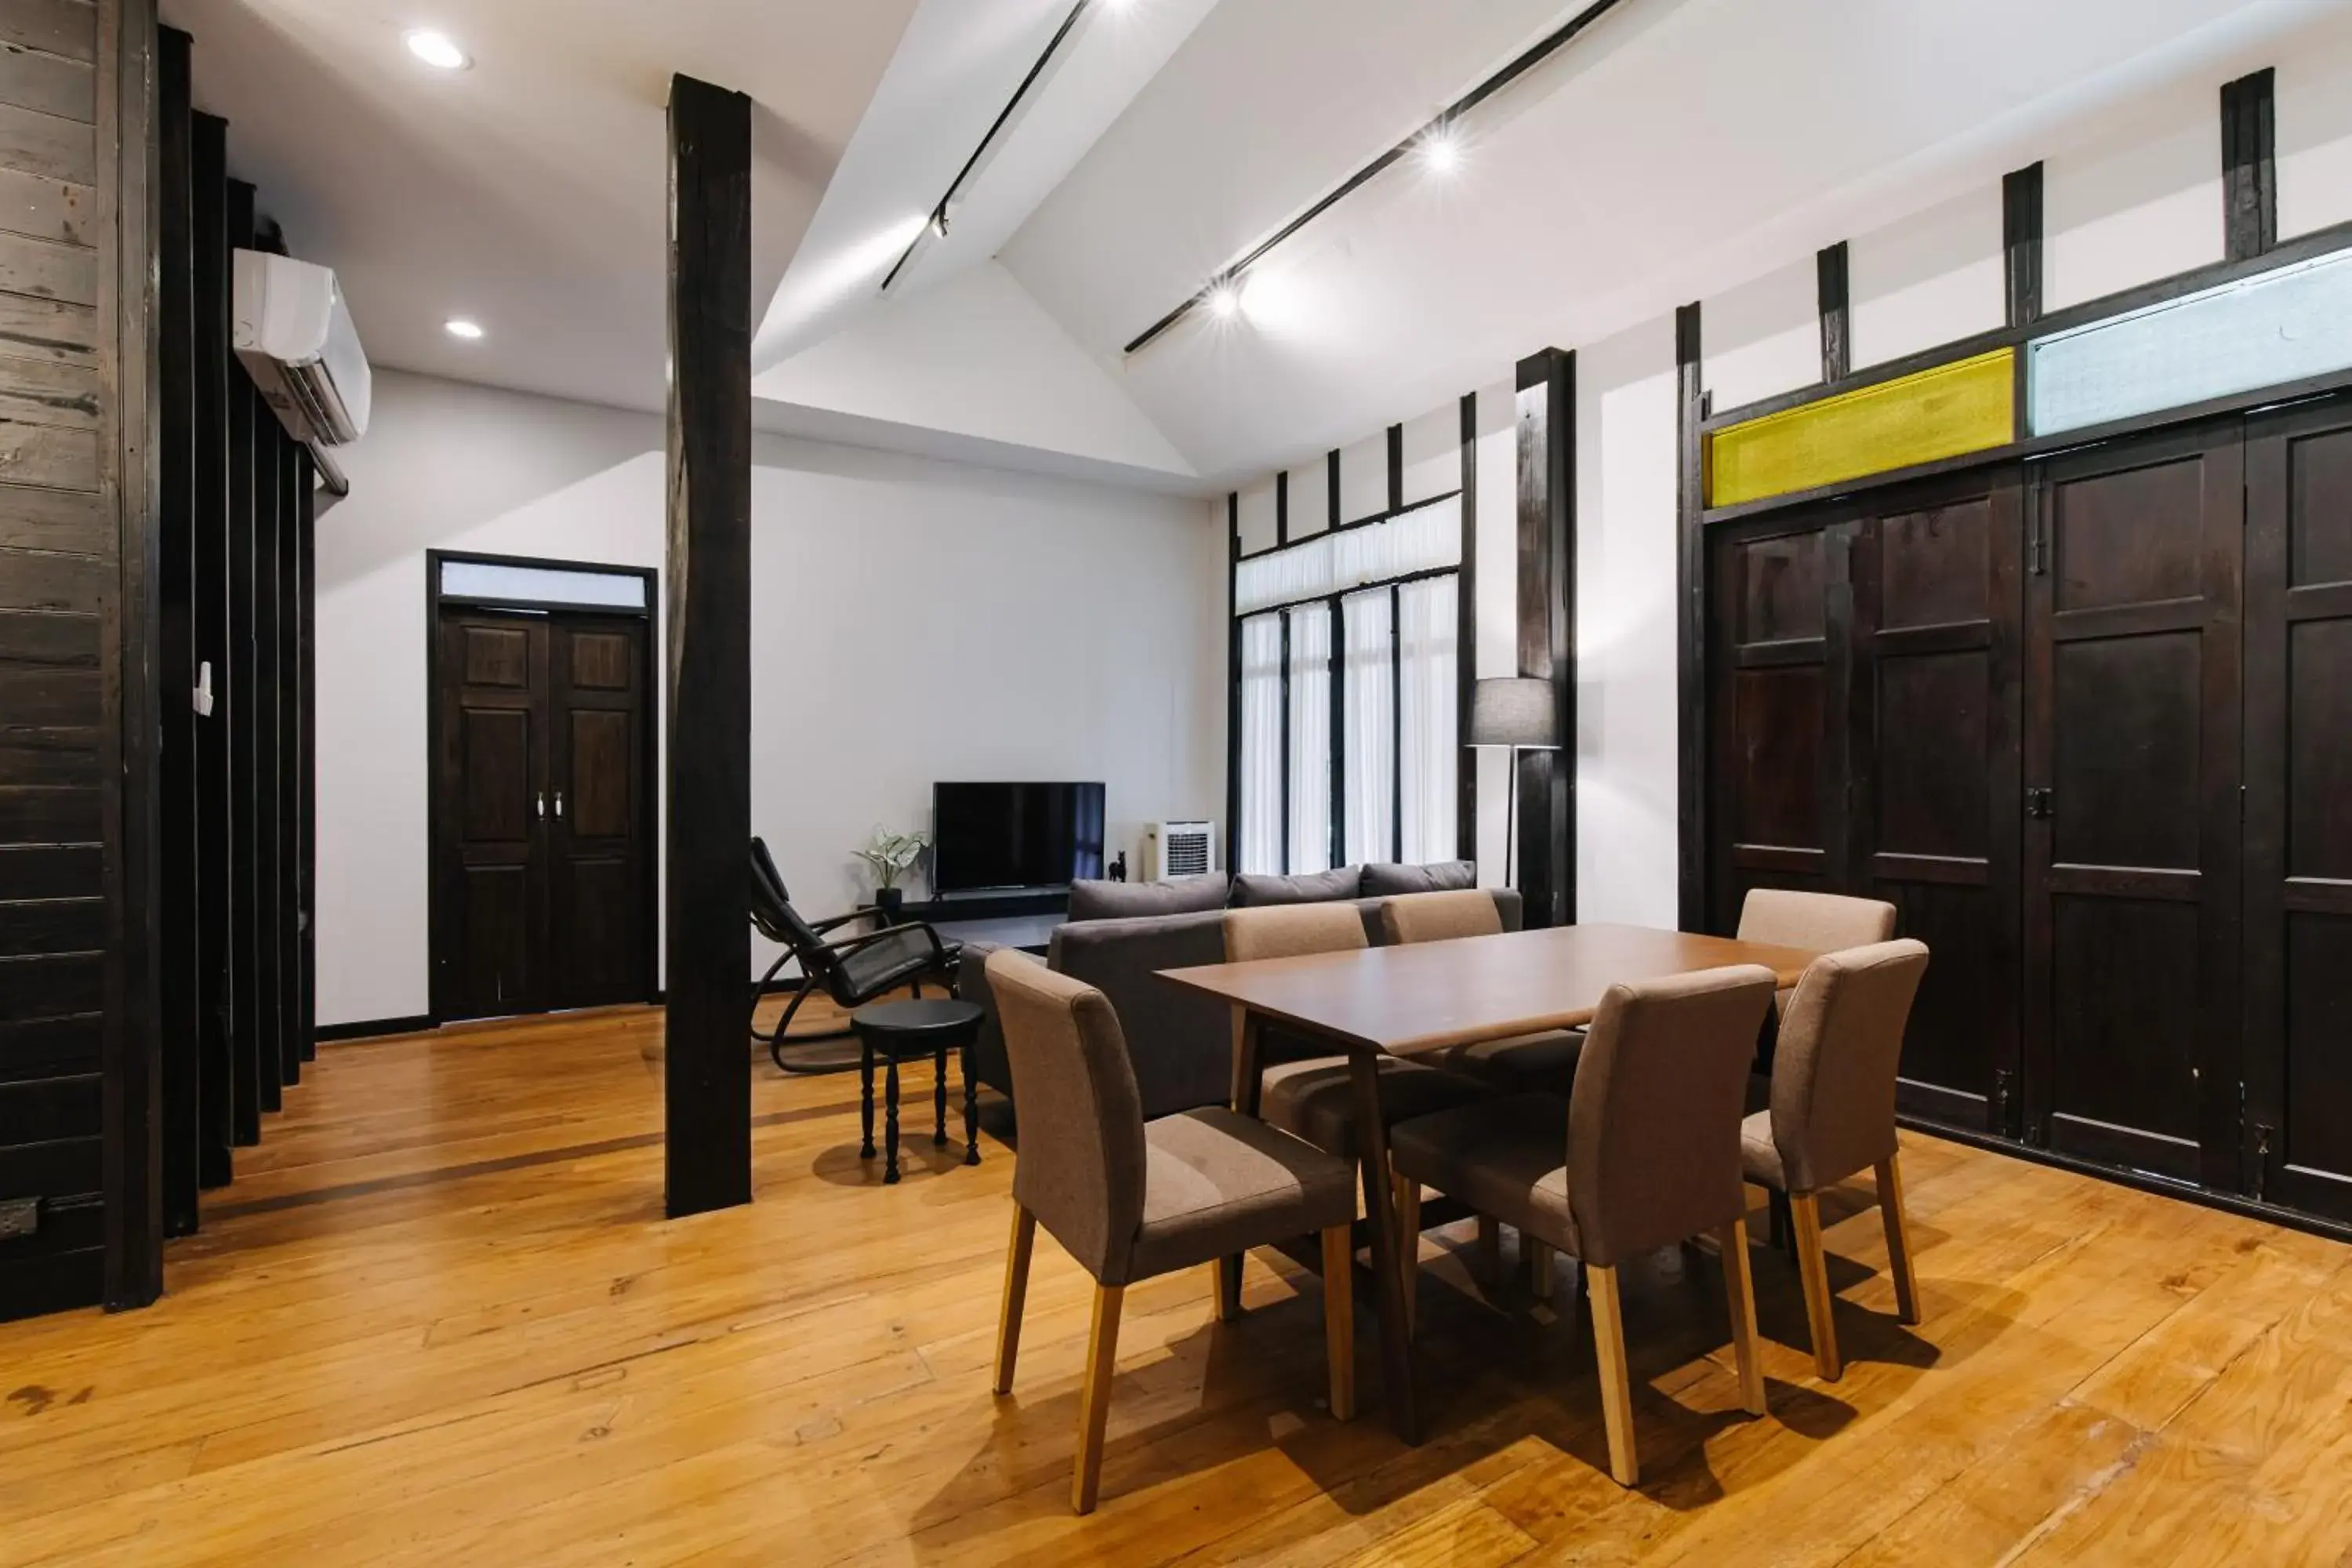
5 1002 2351 1566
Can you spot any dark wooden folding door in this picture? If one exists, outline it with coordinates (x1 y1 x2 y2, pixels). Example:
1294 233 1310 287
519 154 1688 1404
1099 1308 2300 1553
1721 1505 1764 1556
2244 398 2352 1220
434 608 651 1022
2021 424 2243 1189
1849 476 2024 1136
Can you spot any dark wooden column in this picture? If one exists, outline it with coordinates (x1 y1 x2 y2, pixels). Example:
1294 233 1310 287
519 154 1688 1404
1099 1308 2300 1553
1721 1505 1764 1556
155 24 197 1237
662 74 753 1218
1513 350 1573 926
1455 391 1478 863
190 110 232 1189
1674 303 1706 932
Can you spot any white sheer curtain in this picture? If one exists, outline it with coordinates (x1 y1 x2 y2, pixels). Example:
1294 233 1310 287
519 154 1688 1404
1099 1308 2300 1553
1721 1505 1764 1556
1235 494 1461 615
1287 604 1332 873
1341 587 1395 865
1238 614 1283 874
1396 575 1458 865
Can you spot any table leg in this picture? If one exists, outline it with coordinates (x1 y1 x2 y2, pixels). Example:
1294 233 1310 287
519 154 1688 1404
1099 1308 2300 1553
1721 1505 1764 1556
962 1042 981 1165
859 1042 877 1159
1219 1010 1268 1322
885 1058 902 1185
933 1045 949 1146
1349 1048 1419 1443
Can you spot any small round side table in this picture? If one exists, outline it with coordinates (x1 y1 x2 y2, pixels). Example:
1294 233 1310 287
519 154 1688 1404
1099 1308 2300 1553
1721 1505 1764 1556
848 997 985 1184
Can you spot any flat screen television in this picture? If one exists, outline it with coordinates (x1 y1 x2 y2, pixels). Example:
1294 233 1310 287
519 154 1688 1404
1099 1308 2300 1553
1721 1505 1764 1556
931 781 1105 894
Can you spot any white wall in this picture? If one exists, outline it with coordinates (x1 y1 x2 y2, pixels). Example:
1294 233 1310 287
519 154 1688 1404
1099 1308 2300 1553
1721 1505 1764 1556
315 369 1222 1027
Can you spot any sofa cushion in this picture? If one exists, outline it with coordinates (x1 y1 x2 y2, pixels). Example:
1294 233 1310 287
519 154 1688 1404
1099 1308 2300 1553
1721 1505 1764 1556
1361 859 1478 895
1068 873 1230 923
1231 865 1363 906
1050 909 1232 1117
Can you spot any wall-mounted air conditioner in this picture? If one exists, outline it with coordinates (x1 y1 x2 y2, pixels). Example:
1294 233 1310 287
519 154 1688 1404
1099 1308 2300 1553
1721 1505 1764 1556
232 249 370 452
1143 821 1217 881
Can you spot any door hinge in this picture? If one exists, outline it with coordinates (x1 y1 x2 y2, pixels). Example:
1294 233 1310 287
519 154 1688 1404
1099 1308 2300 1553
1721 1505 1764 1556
2252 1123 2274 1204
1991 1067 2015 1137
2025 786 2053 819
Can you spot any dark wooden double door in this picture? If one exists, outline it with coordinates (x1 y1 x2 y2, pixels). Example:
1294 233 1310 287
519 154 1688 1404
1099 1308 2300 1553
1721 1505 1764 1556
433 610 652 1022
1708 396 2352 1219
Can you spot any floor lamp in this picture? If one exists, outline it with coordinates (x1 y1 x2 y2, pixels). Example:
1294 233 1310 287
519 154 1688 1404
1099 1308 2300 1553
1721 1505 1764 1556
1468 677 1559 891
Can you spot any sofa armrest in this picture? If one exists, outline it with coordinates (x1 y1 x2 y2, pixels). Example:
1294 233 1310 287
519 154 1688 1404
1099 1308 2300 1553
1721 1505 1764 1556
1489 887 1524 931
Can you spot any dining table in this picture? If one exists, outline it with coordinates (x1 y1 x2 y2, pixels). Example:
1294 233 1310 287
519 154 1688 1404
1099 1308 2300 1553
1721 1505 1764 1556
1156 920 1823 1443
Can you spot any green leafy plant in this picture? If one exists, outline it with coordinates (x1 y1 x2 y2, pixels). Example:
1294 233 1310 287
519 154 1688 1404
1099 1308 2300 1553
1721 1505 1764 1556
854 826 930 892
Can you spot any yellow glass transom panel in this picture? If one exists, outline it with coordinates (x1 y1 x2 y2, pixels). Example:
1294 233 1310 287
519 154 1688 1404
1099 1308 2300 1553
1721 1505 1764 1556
1708 348 2016 507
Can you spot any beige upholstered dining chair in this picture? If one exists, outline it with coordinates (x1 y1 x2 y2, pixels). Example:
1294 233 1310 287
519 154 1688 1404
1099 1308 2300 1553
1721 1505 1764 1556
1221 903 1490 1319
1388 965 1779 1487
1737 889 1898 1012
1740 938 1931 1380
984 951 1360 1514
1380 890 1586 1094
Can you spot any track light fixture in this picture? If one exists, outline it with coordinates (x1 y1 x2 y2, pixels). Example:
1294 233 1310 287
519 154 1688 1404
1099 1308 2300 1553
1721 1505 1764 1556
1123 0 1633 354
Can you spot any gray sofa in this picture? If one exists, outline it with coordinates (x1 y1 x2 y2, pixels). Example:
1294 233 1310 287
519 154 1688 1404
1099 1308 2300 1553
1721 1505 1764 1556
960 862 1523 1121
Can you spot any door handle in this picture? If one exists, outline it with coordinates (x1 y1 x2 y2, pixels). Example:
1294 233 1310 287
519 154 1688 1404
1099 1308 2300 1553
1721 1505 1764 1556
554 790 564 819
536 792 546 818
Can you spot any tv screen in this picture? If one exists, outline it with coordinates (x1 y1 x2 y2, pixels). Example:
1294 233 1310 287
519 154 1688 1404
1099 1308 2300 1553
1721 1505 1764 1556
932 782 1105 894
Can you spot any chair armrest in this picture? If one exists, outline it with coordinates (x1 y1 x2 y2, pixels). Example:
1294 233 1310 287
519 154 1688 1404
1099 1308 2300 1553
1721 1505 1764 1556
808 909 873 936
826 920 949 965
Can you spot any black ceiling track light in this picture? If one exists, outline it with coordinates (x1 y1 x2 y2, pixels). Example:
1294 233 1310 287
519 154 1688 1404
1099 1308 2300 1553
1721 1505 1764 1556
880 0 1109 293
1122 0 1635 356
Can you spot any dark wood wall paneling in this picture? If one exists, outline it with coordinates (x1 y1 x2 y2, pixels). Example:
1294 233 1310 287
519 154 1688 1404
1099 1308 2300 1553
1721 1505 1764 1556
0 0 145 1320
1223 492 1240 875
0 5 325 1320
1513 349 1573 926
662 72 753 1219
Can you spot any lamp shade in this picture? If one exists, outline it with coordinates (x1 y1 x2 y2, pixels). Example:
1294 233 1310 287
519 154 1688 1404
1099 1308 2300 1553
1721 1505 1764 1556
1468 677 1557 749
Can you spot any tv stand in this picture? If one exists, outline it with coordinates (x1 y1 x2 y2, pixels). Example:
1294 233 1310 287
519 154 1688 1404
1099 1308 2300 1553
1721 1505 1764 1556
873 887 1069 923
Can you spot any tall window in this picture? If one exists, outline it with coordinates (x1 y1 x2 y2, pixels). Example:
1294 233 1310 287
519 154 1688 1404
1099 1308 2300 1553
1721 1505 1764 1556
1232 495 1461 875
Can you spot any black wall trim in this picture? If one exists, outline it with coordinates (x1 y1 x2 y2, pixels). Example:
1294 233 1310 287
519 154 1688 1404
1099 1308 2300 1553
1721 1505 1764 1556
2002 162 2044 328
1456 391 1478 864
1235 487 1464 563
1277 609 1292 872
662 74 753 1220
1816 241 1849 384
314 1015 434 1044
1674 303 1706 933
1512 348 1573 927
1225 494 1240 875
1326 448 1341 531
1385 423 1404 511
1274 470 1288 546
2221 67 2276 264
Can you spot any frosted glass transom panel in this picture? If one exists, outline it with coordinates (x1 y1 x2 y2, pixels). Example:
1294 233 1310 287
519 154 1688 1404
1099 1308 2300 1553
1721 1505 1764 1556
1235 495 1459 615
2028 247 2352 436
440 559 647 610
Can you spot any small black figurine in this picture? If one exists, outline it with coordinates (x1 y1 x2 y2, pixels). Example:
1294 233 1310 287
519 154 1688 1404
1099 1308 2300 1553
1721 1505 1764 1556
1108 851 1127 882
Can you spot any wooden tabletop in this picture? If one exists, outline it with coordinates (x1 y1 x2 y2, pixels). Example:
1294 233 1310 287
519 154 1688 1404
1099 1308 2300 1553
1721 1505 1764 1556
1157 922 1820 1056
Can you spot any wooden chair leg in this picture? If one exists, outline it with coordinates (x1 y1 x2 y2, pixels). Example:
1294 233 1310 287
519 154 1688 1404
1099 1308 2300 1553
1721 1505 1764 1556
1588 1263 1639 1487
1394 1172 1421 1334
992 1205 1036 1395
1790 1192 1842 1381
1072 1284 1124 1514
1213 1254 1242 1323
1321 1224 1356 1421
1715 1218 1768 1417
1529 1238 1556 1302
1877 1154 1921 1325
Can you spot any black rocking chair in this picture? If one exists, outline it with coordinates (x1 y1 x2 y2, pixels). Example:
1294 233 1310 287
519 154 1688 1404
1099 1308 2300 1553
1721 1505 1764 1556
750 837 962 1075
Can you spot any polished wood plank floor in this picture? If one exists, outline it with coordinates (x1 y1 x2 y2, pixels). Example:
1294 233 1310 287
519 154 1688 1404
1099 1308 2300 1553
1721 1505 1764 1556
4 1001 2350 1565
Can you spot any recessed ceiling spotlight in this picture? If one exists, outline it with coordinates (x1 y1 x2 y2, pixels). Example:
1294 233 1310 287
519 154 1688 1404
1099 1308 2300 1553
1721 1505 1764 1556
1205 279 1242 321
1418 122 1462 176
405 29 470 70
444 318 484 340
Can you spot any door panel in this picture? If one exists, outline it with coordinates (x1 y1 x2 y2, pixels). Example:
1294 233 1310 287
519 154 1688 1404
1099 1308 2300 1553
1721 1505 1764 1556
2247 398 2352 1218
1850 477 2023 1134
2024 425 2241 1189
434 612 547 1021
548 617 649 1009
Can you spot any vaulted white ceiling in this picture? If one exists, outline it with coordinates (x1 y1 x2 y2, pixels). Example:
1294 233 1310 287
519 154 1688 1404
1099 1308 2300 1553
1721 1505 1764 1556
176 0 2347 495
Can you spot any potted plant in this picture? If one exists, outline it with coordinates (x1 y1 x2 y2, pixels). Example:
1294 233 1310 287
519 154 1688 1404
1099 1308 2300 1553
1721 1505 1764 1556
855 826 930 920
